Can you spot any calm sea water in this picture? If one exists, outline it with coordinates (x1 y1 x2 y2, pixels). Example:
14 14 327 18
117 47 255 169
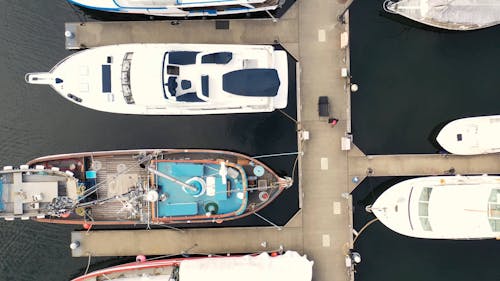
350 1 500 281
0 1 298 280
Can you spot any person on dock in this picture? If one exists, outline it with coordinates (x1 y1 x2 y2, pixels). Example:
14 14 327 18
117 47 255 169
329 118 339 127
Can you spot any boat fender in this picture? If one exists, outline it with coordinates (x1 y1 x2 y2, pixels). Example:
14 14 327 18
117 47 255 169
136 255 146 262
83 223 92 230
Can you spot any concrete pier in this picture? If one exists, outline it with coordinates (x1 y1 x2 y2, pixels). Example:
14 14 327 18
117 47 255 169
68 1 357 280
348 146 500 191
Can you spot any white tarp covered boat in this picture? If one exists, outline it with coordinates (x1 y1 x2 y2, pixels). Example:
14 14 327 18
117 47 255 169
26 43 289 115
73 251 314 281
436 115 500 155
384 0 500 30
370 175 500 239
68 0 282 17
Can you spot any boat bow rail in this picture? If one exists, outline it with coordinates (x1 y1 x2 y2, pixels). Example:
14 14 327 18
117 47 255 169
24 72 60 85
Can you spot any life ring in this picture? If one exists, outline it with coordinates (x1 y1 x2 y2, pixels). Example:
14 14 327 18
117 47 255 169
204 202 219 215
184 177 206 197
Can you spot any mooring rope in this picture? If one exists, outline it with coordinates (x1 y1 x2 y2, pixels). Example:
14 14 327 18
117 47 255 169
353 218 379 244
84 253 92 275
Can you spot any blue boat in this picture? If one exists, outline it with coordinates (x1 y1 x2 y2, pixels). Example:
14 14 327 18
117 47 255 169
68 0 281 17
17 149 293 225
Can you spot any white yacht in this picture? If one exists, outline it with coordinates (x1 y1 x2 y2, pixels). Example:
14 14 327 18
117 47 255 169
68 0 282 17
436 115 500 155
383 0 500 30
371 175 500 239
25 43 289 115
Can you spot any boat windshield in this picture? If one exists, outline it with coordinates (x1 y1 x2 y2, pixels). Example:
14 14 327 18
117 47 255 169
488 189 500 232
418 187 433 231
122 52 135 104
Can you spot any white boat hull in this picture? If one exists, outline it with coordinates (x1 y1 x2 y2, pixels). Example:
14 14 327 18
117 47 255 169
436 115 500 155
372 175 500 239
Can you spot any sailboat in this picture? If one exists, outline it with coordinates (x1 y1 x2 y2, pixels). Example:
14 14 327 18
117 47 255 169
73 251 313 281
384 0 500 31
68 0 283 17
370 175 500 239
0 149 293 225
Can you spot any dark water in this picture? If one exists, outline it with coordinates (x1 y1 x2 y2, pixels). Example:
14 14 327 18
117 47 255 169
350 0 500 155
350 1 500 281
0 1 298 280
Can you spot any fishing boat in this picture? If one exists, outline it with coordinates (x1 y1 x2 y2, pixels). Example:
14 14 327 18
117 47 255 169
383 0 500 31
0 149 292 225
73 251 313 281
25 43 289 115
436 115 500 155
369 175 500 239
68 0 282 17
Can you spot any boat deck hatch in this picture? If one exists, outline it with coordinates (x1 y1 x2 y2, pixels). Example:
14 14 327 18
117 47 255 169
456 134 462 141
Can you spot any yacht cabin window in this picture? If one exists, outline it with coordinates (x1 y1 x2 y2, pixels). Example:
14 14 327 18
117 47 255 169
121 52 135 104
418 187 433 231
488 189 500 232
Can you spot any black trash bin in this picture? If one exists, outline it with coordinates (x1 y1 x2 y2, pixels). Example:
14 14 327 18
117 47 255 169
318 96 330 117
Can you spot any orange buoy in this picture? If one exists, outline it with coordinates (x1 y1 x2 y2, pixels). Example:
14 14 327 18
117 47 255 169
136 255 147 262
271 252 278 257
83 223 92 230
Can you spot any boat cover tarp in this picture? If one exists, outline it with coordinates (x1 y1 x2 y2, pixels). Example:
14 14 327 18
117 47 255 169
397 0 500 27
222 69 280 97
426 0 500 26
179 251 313 281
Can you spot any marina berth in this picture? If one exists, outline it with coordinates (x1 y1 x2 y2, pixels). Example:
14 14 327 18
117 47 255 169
25 43 289 115
383 0 500 31
370 175 500 239
73 251 313 281
436 115 500 155
67 0 282 17
14 149 293 225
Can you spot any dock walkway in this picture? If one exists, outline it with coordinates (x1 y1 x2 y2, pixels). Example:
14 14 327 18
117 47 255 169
68 1 356 281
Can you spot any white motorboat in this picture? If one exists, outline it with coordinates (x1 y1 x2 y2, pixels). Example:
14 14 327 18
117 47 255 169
26 43 289 115
371 175 500 239
436 115 500 155
383 0 500 31
68 0 282 17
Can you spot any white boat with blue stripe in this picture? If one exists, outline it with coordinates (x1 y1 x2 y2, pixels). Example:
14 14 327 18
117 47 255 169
68 0 281 17
25 43 289 115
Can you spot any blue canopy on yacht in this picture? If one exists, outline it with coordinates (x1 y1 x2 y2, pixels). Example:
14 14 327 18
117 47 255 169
222 69 280 97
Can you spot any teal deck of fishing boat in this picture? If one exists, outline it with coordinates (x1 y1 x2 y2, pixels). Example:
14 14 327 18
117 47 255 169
155 162 247 218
